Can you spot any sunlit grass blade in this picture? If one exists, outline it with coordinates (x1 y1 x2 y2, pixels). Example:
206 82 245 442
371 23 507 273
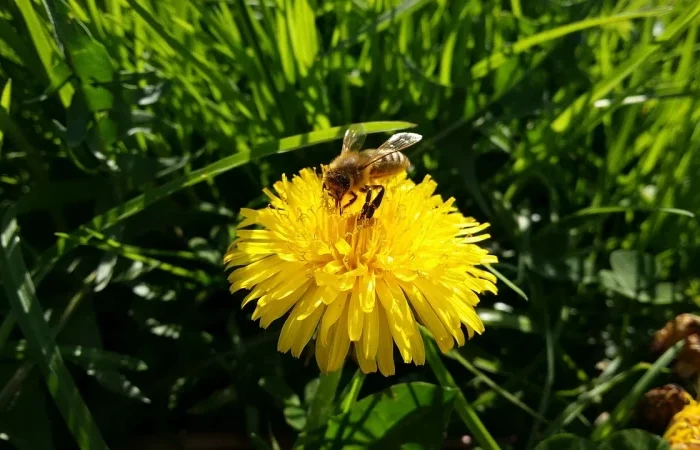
445 348 546 422
30 121 415 286
124 0 253 118
14 0 73 106
541 359 660 438
56 229 214 285
0 207 109 450
304 369 343 432
478 309 534 333
470 8 671 80
422 327 501 450
486 264 529 301
338 369 365 413
591 341 684 440
326 0 432 53
552 2 700 132
571 206 695 219
0 78 10 156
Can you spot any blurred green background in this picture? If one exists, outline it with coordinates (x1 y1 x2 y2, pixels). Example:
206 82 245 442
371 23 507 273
1 0 700 449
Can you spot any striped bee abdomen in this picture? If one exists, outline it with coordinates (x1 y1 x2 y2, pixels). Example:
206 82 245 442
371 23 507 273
365 149 410 179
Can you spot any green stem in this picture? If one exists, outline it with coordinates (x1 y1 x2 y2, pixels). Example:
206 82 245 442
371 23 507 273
421 326 501 450
340 369 365 414
305 368 343 432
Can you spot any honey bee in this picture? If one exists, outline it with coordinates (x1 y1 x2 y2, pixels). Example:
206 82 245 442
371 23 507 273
322 124 422 219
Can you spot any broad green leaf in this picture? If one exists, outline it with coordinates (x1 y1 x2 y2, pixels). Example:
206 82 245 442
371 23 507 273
259 375 306 431
297 382 457 450
600 250 679 304
535 430 670 450
0 207 109 450
599 430 671 450
609 249 655 294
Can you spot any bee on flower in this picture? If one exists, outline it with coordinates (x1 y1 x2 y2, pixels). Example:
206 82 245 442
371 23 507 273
224 125 498 376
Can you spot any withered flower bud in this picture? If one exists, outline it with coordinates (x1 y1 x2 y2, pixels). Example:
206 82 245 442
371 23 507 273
676 334 700 379
639 384 694 434
652 314 700 355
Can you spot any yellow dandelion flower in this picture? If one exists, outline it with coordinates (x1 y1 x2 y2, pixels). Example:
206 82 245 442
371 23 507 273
664 400 700 449
224 168 498 376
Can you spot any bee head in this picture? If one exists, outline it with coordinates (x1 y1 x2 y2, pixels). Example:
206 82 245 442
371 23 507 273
322 170 350 211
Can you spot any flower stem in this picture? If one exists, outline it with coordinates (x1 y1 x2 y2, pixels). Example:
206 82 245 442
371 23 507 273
305 367 344 432
339 369 365 413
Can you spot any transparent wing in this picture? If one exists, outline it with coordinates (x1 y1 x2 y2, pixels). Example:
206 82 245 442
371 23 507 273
377 132 422 152
341 123 367 153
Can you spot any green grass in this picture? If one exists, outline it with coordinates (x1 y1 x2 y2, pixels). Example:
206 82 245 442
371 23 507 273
0 0 699 449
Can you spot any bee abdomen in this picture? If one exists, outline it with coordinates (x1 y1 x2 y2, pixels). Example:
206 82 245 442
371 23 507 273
368 150 410 178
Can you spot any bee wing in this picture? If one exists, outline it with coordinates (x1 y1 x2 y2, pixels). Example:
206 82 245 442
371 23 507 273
341 124 367 153
377 132 422 152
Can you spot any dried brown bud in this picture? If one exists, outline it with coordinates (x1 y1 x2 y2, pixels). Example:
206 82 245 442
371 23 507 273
639 384 694 434
652 314 700 355
675 334 700 379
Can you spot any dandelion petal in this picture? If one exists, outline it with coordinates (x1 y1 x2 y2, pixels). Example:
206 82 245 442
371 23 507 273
224 168 497 376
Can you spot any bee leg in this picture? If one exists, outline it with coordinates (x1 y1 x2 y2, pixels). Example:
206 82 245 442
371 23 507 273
342 191 358 211
360 185 385 220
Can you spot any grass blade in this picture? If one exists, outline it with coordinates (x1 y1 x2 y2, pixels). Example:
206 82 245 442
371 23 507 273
552 2 700 132
422 327 501 450
0 78 10 156
470 8 671 80
590 340 684 440
571 206 695 219
304 369 343 432
30 121 415 286
445 349 547 422
486 264 529 301
326 0 432 53
478 309 534 333
338 369 365 414
0 206 109 450
14 0 73 106
541 359 659 438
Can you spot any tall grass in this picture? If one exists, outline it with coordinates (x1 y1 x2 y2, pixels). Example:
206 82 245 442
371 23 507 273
0 0 699 449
